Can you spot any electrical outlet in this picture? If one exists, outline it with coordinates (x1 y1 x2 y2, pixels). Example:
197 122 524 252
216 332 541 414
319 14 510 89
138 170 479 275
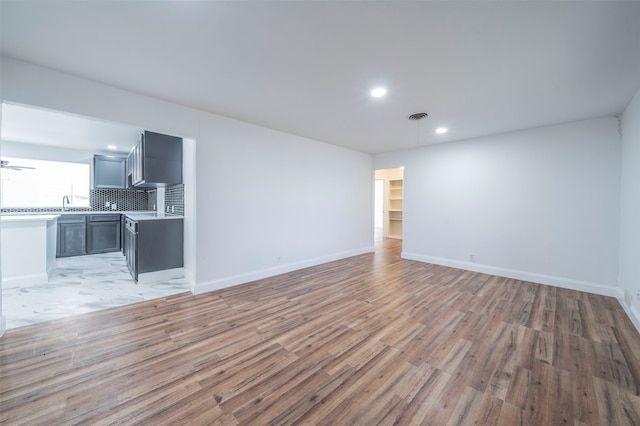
469 254 476 262
277 256 281 263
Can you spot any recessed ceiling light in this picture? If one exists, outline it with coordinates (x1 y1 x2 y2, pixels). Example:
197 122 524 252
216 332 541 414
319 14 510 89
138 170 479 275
107 145 117 150
371 88 387 97
435 127 448 134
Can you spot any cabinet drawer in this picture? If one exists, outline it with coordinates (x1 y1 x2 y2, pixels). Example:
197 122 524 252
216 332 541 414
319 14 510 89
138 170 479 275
58 215 87 223
89 214 120 222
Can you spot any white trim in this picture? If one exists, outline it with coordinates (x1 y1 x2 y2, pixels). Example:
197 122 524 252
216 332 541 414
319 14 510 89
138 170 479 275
618 299 640 335
184 270 196 294
137 267 185 285
401 252 622 298
0 316 6 338
47 261 57 279
402 252 640 334
193 247 375 295
1 273 49 289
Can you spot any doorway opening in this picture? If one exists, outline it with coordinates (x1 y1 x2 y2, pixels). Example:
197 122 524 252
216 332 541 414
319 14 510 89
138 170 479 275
374 167 404 246
374 179 384 241
0 102 196 331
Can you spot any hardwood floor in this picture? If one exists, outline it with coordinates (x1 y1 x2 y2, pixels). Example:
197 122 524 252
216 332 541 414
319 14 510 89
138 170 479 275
1 238 639 425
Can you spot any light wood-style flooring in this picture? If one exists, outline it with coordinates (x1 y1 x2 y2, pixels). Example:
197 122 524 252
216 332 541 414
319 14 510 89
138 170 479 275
1 239 640 425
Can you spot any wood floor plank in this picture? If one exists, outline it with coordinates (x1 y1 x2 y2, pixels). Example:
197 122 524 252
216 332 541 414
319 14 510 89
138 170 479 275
593 376 640 425
484 324 523 400
395 367 451 426
446 385 494 426
1 237 639 425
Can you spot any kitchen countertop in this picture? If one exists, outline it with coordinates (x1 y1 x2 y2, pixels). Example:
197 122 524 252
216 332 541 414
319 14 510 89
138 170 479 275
1 211 183 221
125 213 184 221
68 210 156 215
1 210 156 216
0 214 61 222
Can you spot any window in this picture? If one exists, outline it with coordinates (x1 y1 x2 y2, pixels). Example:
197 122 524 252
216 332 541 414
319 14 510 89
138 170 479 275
1 157 90 208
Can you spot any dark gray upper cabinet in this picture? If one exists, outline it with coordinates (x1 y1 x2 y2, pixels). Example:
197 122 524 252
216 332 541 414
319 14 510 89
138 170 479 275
132 131 182 188
94 155 126 189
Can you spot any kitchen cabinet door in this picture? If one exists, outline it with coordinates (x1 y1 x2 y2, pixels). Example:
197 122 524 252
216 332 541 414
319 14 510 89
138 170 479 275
87 220 121 254
58 222 86 257
124 220 138 281
121 214 127 254
87 214 122 254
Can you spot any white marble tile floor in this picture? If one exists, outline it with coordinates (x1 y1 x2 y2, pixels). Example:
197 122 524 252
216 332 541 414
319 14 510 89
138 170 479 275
3 252 190 329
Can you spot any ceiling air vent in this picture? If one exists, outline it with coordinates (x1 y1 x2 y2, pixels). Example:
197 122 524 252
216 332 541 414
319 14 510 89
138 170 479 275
408 113 428 120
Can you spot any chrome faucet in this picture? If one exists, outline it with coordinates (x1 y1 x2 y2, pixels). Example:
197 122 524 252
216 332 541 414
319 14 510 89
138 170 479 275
62 195 70 212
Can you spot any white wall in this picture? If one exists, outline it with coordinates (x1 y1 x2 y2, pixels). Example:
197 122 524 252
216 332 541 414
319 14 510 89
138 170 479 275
0 140 94 163
0 57 373 298
374 118 621 296
619 86 640 330
195 113 373 291
0 93 4 336
182 138 196 286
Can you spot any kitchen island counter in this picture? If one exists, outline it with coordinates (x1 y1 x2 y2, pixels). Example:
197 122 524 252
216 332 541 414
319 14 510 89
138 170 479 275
1 214 60 287
1 214 61 222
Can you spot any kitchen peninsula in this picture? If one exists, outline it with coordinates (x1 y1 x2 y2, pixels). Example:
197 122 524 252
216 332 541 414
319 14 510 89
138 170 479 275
1 214 59 286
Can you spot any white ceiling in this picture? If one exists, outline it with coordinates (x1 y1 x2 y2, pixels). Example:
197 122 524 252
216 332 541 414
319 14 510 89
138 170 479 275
1 1 639 154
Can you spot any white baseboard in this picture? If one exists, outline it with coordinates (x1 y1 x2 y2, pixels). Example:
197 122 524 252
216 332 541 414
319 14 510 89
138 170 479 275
137 268 184 285
193 246 375 295
0 316 6 338
47 260 57 280
184 270 196 294
403 251 640 334
1 273 49 289
618 299 640 335
401 252 622 298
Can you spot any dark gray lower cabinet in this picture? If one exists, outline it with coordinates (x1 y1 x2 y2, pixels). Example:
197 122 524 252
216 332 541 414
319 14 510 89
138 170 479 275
87 215 121 254
138 219 183 274
57 214 122 258
57 215 87 257
124 217 183 281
